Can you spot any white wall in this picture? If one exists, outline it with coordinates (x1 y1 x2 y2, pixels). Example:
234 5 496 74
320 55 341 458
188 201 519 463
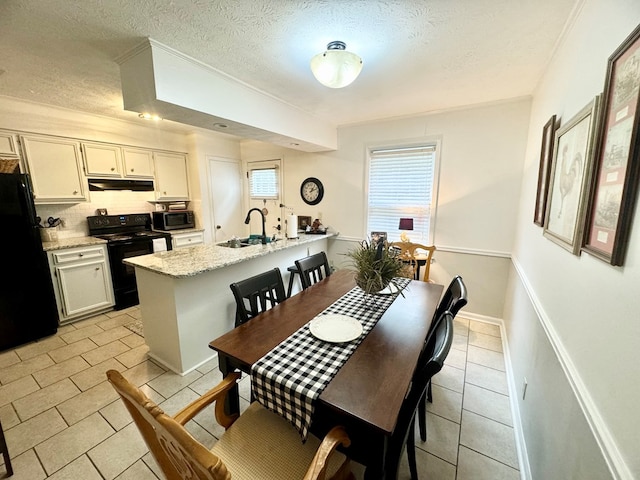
508 0 640 477
242 98 531 318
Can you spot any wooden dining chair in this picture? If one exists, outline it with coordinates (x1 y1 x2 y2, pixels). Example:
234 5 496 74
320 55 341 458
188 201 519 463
106 370 355 480
384 311 454 479
388 242 436 282
230 268 287 327
295 251 332 290
417 275 468 442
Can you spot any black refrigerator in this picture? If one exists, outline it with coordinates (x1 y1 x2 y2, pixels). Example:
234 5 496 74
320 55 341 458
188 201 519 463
0 173 58 351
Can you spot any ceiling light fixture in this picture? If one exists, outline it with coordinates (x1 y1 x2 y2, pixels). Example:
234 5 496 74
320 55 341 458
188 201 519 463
310 41 363 89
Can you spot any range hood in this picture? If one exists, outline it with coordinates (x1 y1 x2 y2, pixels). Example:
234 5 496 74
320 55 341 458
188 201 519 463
88 178 154 192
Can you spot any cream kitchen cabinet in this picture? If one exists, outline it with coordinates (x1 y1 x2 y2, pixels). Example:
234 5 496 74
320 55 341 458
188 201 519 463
0 131 20 157
122 147 154 178
82 143 155 179
21 135 88 204
154 152 190 201
82 142 122 177
171 230 204 249
47 244 114 323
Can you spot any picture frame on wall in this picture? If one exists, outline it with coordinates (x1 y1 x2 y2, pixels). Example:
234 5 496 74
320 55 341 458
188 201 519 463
543 96 601 255
583 25 640 266
534 115 558 226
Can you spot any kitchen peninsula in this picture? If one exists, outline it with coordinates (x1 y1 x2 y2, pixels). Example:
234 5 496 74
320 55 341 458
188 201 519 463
123 233 337 375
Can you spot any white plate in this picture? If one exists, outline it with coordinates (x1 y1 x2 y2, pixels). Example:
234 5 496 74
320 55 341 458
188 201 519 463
309 314 363 343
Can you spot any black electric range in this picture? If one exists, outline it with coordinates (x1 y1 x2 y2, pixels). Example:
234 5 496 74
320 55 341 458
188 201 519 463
87 213 172 310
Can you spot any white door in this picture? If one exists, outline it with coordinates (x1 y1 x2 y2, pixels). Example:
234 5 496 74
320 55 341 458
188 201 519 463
209 157 245 242
246 159 283 241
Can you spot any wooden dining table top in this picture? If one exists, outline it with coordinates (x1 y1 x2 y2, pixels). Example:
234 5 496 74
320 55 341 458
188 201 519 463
208 268 444 436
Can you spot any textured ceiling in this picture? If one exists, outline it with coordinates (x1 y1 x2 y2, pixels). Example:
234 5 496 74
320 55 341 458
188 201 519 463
0 0 578 134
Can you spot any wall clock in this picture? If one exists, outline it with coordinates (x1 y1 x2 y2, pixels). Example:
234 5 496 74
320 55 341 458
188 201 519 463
300 177 324 205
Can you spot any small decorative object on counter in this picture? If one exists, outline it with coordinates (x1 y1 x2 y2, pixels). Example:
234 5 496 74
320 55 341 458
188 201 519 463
306 218 327 234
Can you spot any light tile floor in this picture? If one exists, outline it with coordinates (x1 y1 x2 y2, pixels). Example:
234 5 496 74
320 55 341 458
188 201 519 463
0 307 520 479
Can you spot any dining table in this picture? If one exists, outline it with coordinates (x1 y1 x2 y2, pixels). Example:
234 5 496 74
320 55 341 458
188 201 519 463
208 268 443 479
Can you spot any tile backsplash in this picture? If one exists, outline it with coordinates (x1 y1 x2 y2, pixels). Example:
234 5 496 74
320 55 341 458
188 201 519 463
35 191 156 238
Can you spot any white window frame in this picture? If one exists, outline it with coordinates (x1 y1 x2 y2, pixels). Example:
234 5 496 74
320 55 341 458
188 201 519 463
364 139 441 244
248 161 280 200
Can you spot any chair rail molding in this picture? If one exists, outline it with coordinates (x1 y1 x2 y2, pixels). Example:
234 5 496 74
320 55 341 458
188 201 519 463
511 256 633 480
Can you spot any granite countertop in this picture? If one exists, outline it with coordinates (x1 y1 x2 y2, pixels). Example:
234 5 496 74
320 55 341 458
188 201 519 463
123 232 337 278
42 236 107 252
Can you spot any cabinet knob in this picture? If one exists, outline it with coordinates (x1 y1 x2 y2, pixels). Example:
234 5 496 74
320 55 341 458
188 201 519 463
216 225 221 229
111 167 115 171
131 168 135 172
78 253 84 257
95 267 100 271
73 190 78 195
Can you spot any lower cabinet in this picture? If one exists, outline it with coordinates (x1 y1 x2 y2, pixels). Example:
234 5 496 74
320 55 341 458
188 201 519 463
171 230 205 249
48 244 115 323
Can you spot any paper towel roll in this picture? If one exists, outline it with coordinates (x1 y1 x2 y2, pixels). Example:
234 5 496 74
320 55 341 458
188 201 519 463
286 214 298 239
152 238 167 252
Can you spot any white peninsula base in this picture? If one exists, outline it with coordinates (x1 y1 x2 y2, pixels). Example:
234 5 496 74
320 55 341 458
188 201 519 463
130 236 332 375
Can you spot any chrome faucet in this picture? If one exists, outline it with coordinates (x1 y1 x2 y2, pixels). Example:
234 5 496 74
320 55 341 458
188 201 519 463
244 208 267 244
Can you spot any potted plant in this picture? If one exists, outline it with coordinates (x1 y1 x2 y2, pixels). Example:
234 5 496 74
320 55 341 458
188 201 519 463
345 239 406 296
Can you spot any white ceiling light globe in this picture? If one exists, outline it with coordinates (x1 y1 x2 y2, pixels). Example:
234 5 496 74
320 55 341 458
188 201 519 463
310 41 363 89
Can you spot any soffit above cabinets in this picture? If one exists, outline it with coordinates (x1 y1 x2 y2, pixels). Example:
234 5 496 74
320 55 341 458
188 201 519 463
117 38 337 153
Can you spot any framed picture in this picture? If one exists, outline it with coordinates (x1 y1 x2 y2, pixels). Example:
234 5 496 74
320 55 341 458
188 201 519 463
534 115 558 226
370 231 387 246
583 25 640 266
297 215 312 231
543 96 601 254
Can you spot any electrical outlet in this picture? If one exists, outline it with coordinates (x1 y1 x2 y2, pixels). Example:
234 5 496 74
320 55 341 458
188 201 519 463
522 378 528 400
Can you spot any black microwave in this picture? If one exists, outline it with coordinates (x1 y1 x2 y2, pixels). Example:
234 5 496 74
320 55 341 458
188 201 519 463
152 211 195 230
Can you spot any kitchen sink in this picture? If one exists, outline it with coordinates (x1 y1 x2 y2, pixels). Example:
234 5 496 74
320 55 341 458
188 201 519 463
217 236 279 248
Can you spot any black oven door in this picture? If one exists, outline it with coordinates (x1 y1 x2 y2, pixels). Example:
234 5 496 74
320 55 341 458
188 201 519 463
107 241 154 310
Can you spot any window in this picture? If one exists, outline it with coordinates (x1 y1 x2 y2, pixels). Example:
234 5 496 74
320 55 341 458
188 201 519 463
249 165 279 199
367 144 438 243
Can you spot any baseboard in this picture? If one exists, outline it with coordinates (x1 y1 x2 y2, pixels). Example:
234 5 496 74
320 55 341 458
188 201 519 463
458 312 532 480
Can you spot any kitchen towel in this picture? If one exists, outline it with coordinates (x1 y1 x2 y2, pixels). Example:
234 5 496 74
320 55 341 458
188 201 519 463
152 238 167 252
286 214 298 239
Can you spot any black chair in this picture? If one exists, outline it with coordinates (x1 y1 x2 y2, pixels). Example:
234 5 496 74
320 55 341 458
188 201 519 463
229 268 287 327
385 311 455 479
294 251 331 290
0 419 12 477
418 275 467 442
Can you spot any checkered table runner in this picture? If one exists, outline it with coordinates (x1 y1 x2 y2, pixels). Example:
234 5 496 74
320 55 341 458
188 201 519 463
251 277 411 440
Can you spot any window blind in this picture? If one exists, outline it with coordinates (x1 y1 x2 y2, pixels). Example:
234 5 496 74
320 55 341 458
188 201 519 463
367 145 436 242
249 167 279 199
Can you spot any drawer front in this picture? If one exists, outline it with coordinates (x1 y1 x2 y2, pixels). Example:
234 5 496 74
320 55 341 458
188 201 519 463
52 247 105 264
173 232 204 249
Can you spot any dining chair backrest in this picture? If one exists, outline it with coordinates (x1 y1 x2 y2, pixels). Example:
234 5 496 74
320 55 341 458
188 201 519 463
106 369 354 480
295 251 331 290
388 242 436 282
230 268 287 327
433 275 467 321
384 311 454 478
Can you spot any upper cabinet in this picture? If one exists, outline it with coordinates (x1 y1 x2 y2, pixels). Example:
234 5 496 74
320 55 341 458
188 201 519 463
154 152 190 201
82 143 155 179
20 135 88 204
82 142 122 177
122 148 154 178
0 132 20 157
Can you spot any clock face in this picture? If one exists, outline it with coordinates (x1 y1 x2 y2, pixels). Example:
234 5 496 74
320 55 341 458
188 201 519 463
300 177 324 205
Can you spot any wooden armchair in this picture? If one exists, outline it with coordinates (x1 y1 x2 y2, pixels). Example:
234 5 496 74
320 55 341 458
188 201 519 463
106 370 354 480
388 242 436 282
